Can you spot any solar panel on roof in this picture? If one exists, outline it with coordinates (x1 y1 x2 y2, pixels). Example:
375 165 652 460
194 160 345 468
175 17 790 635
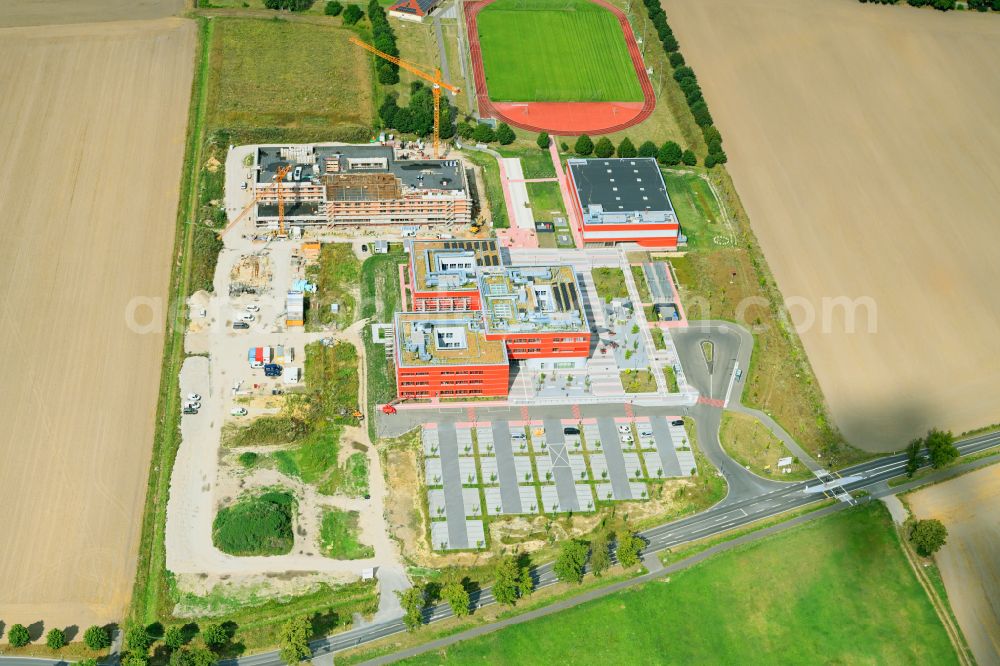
554 285 566 311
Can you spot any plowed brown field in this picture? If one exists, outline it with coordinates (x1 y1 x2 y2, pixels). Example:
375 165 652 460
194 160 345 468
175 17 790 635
909 465 1000 666
0 16 194 632
662 0 1000 450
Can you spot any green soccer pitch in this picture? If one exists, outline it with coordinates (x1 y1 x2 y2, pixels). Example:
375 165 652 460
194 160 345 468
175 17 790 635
476 0 644 103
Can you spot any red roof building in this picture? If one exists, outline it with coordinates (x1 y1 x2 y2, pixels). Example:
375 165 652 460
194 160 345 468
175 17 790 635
388 0 439 21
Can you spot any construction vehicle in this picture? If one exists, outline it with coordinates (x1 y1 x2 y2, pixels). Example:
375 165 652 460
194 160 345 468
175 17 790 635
349 36 460 159
352 409 365 420
381 397 404 415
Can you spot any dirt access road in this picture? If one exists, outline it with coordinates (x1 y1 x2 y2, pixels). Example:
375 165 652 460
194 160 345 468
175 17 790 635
662 0 1000 451
909 465 1000 666
1 0 184 28
0 16 194 632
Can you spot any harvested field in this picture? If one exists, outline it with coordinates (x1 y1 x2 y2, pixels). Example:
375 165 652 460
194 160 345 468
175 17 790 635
909 465 1000 666
0 17 194 630
1 0 183 28
663 0 1000 450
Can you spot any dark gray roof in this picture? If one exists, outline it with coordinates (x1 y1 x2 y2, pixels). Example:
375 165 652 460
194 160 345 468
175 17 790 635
567 158 673 214
257 202 323 218
256 145 464 192
391 0 437 13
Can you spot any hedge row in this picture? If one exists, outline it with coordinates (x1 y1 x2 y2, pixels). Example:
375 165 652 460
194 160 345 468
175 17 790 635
640 0 727 168
368 0 400 85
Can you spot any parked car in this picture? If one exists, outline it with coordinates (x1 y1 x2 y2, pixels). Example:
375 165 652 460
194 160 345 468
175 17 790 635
184 401 201 410
671 419 684 427
264 363 282 377
183 407 198 415
563 426 580 435
361 244 368 252
640 429 653 438
735 368 743 381
511 432 527 440
245 304 260 313
230 407 248 416
617 424 631 434
241 313 255 322
233 321 250 330
187 393 202 402
240 181 248 190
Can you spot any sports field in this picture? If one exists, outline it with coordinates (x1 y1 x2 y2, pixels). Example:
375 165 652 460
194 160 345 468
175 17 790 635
476 0 643 103
401 504 956 664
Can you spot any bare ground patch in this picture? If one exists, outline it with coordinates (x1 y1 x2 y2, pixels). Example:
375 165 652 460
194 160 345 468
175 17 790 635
663 0 1000 450
0 17 195 630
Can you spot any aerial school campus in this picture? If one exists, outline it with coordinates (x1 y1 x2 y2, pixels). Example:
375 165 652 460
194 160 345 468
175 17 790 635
1 0 1000 665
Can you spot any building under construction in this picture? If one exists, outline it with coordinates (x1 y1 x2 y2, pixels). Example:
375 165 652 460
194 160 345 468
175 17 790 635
253 144 473 228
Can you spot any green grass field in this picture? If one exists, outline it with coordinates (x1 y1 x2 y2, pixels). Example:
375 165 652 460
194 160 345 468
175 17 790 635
213 491 295 556
662 170 722 248
401 504 956 664
319 509 375 560
476 0 643 103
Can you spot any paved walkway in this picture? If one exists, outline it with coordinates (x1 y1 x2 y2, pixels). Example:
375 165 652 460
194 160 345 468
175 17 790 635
549 141 584 248
432 16 450 85
502 157 535 230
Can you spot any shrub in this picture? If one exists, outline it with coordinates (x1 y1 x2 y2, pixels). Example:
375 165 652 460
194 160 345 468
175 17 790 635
46 628 66 650
7 624 30 648
342 4 363 25
238 451 259 468
163 626 185 651
536 132 550 150
681 149 696 166
637 140 658 158
124 624 151 654
616 137 637 158
657 141 682 166
496 122 516 145
324 0 343 14
574 134 594 156
594 137 614 158
84 625 111 650
264 0 315 9
213 491 295 555
473 123 496 143
201 623 229 651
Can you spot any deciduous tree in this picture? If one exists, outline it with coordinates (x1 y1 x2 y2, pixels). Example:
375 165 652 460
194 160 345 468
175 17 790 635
910 519 948 556
84 625 111 650
441 580 471 618
536 132 550 150
7 624 30 648
473 123 496 144
46 628 66 650
590 531 611 577
616 528 643 568
925 429 958 468
905 439 924 477
554 539 590 583
637 140 658 158
278 616 312 665
493 555 533 605
397 586 427 631
342 4 363 25
496 122 516 145
325 1 343 15
681 149 696 166
574 134 594 156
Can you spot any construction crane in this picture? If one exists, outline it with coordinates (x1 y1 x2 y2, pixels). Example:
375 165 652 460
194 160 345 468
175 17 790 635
274 164 292 238
221 164 293 238
349 36 460 159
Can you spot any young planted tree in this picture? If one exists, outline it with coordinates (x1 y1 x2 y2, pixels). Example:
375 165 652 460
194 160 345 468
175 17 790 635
574 134 594 156
590 531 611 577
493 555 534 605
84 625 111 650
278 616 312 665
637 140 658 158
554 539 590 584
905 439 924 477
536 131 550 150
594 137 615 158
657 141 682 166
398 585 427 631
496 122 516 145
7 624 31 648
617 137 637 158
910 519 948 556
46 628 66 650
616 528 644 568
441 580 471 618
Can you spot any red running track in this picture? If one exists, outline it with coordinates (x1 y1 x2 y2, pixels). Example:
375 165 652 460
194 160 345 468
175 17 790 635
464 0 656 136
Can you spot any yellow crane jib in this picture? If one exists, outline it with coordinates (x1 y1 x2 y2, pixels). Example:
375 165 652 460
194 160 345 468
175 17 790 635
349 36 460 159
